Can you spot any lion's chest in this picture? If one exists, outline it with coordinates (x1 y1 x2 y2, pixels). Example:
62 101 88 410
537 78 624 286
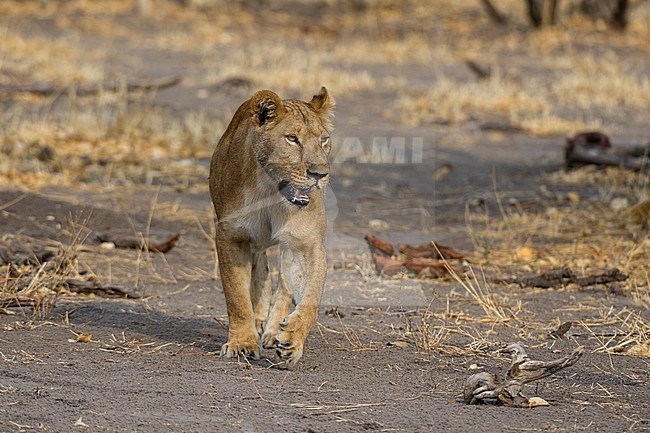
232 195 287 252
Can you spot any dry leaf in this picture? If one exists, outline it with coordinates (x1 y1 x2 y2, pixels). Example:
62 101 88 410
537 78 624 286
433 163 452 181
515 246 536 261
566 192 580 204
68 333 93 343
528 396 549 407
625 343 650 357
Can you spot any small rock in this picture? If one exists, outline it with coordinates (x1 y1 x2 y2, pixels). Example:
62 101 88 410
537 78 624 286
387 341 409 348
196 88 209 99
610 197 629 211
368 219 390 231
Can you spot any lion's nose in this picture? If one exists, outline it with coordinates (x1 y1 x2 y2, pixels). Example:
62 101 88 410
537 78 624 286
307 166 328 180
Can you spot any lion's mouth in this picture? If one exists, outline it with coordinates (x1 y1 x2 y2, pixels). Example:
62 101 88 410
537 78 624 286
279 181 310 206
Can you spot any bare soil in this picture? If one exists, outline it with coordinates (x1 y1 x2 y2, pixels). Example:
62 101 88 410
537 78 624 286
1 2 649 432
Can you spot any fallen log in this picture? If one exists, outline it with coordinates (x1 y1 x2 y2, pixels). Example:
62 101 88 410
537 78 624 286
95 232 180 253
0 76 181 97
65 278 141 299
565 131 650 172
464 343 584 407
493 267 628 289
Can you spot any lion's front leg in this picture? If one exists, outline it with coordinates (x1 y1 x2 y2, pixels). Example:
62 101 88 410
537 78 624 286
272 243 326 366
261 247 295 349
216 232 260 360
251 252 271 335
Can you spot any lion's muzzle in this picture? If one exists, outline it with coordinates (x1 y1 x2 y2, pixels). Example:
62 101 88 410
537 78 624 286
279 180 311 206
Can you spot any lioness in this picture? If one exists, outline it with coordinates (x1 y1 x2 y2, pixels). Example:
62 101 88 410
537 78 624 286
209 87 334 366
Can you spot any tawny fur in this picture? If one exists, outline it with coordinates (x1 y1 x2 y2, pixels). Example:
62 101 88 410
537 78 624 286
209 87 334 365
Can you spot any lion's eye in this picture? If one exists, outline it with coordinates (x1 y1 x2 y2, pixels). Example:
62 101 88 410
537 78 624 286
320 136 330 146
285 135 299 145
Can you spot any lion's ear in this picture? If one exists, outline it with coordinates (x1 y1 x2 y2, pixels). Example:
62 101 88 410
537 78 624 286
308 87 335 121
250 90 284 127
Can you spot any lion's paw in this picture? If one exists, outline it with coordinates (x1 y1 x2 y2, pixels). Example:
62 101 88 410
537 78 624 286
220 334 260 360
273 315 308 366
261 328 279 349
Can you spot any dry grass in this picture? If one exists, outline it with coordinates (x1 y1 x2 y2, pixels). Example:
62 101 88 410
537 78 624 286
0 26 106 86
450 266 521 323
581 307 650 357
199 42 376 96
0 213 89 317
399 312 498 357
397 49 650 135
0 91 224 190
391 2 650 135
465 167 649 310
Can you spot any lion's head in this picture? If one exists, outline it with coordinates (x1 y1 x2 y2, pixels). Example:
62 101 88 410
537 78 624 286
249 87 334 207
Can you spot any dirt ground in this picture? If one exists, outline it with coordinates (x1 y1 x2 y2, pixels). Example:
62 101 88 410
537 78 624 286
1 1 649 432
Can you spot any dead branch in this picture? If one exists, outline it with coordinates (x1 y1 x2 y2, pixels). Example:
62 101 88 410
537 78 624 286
364 234 394 256
565 132 649 172
0 76 181 97
365 235 464 278
398 242 464 260
65 278 141 299
96 232 180 253
370 254 405 276
493 267 628 288
464 343 585 407
402 258 456 277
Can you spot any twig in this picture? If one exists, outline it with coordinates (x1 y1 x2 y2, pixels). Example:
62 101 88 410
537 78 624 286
0 194 27 212
465 60 491 80
95 232 180 253
250 381 385 410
